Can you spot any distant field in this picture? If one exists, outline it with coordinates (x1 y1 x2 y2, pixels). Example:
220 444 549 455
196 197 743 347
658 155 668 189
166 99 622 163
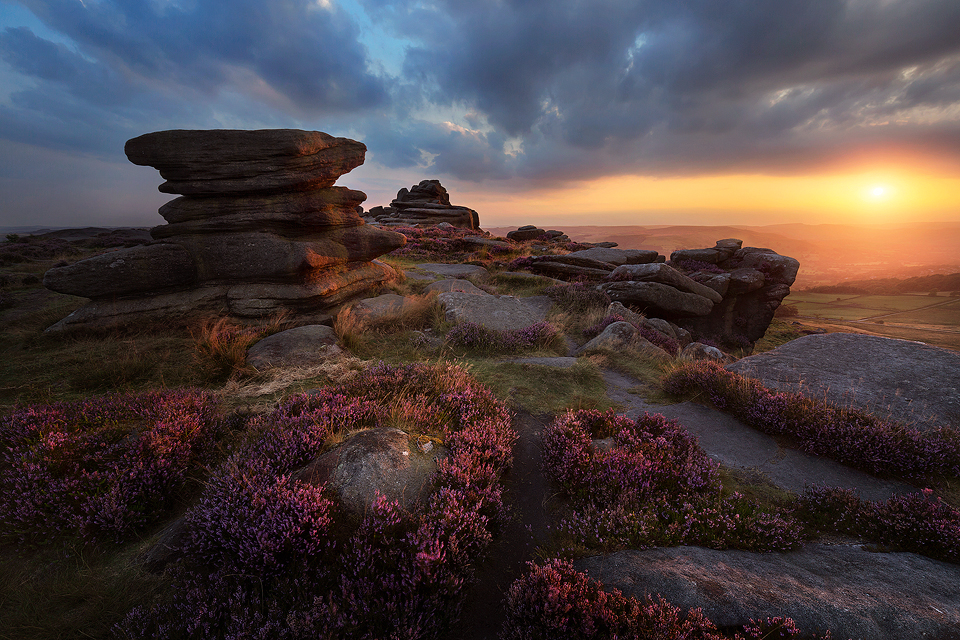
784 292 960 329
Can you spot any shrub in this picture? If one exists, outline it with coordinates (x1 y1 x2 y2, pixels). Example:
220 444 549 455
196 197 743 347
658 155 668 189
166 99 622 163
446 321 559 355
0 391 228 545
542 409 803 552
663 361 960 482
795 486 960 564
502 559 832 639
388 226 489 260
120 362 515 639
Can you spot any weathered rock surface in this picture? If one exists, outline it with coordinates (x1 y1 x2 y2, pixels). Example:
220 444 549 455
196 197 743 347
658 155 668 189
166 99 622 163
601 281 715 317
505 225 568 242
728 333 960 430
607 263 724 303
44 129 405 331
125 129 367 195
365 180 480 229
531 248 662 279
295 428 445 514
575 321 670 360
669 241 799 350
576 545 960 640
246 325 341 369
438 291 548 332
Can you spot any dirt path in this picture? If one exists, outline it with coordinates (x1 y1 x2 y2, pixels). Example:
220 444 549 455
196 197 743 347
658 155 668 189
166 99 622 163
452 411 555 639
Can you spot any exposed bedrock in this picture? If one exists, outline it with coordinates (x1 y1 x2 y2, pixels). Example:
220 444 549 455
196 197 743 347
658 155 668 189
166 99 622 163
44 129 405 331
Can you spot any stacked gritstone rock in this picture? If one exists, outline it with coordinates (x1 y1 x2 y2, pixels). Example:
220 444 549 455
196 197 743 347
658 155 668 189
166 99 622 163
364 179 480 229
43 129 405 331
595 239 799 351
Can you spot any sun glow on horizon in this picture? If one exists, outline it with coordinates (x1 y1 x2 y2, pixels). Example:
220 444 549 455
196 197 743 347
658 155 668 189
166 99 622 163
455 168 960 227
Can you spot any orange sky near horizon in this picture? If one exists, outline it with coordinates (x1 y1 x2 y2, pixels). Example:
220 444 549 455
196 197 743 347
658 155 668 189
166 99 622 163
456 169 960 228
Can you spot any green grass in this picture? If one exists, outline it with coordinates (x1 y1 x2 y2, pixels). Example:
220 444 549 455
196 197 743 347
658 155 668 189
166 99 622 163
752 318 806 353
463 357 615 415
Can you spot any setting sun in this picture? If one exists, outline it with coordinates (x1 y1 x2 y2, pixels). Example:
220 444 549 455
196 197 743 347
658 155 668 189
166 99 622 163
865 183 894 202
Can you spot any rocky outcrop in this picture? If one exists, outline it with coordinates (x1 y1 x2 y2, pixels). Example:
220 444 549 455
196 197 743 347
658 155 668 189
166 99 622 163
506 225 569 242
576 545 960 640
728 333 960 430
530 248 663 280
593 239 798 351
43 130 405 331
365 180 480 229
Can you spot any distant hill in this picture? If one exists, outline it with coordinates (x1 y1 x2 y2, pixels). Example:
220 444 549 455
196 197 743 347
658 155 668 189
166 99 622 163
486 222 960 287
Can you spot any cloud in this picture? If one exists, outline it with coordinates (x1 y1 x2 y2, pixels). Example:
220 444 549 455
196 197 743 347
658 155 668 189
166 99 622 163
2 0 960 228
376 0 960 180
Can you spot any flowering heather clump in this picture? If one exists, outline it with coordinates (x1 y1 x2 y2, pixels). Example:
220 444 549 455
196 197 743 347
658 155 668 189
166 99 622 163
795 486 960 564
446 321 559 354
663 361 960 482
502 559 832 639
507 255 535 271
542 409 802 552
0 390 227 545
545 283 611 313
389 226 490 260
637 324 681 356
121 362 515 639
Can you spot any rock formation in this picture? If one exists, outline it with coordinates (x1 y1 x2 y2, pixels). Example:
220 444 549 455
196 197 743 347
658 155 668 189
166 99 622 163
554 240 800 351
43 129 405 330
364 179 480 229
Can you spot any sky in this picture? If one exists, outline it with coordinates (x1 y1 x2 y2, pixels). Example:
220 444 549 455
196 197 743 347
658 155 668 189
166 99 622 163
1 0 960 230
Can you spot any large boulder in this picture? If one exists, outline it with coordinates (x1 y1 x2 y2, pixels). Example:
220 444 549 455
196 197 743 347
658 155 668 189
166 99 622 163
45 129 405 331
295 427 445 514
727 333 960 430
606 263 723 303
575 321 670 360
576 545 960 640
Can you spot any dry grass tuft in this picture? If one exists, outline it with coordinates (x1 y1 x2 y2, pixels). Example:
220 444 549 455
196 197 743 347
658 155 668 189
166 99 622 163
191 312 291 384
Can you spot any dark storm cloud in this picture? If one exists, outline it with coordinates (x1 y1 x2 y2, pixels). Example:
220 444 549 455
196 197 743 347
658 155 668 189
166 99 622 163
368 0 960 180
0 0 390 163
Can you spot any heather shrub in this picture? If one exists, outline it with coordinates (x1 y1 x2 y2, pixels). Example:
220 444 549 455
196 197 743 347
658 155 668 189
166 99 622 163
389 226 503 260
663 361 960 482
637 323 681 356
671 258 726 275
446 320 560 355
542 409 802 552
121 362 515 639
795 486 960 564
0 390 228 545
502 559 832 639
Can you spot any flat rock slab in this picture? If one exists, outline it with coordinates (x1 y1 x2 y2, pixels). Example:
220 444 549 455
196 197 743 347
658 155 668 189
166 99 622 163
350 293 420 322
576 544 960 640
728 333 960 430
438 292 549 332
424 278 486 295
601 370 912 501
247 325 341 369
415 263 490 280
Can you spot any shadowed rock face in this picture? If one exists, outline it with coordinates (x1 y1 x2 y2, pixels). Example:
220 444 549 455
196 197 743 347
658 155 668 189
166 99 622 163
43 129 406 331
